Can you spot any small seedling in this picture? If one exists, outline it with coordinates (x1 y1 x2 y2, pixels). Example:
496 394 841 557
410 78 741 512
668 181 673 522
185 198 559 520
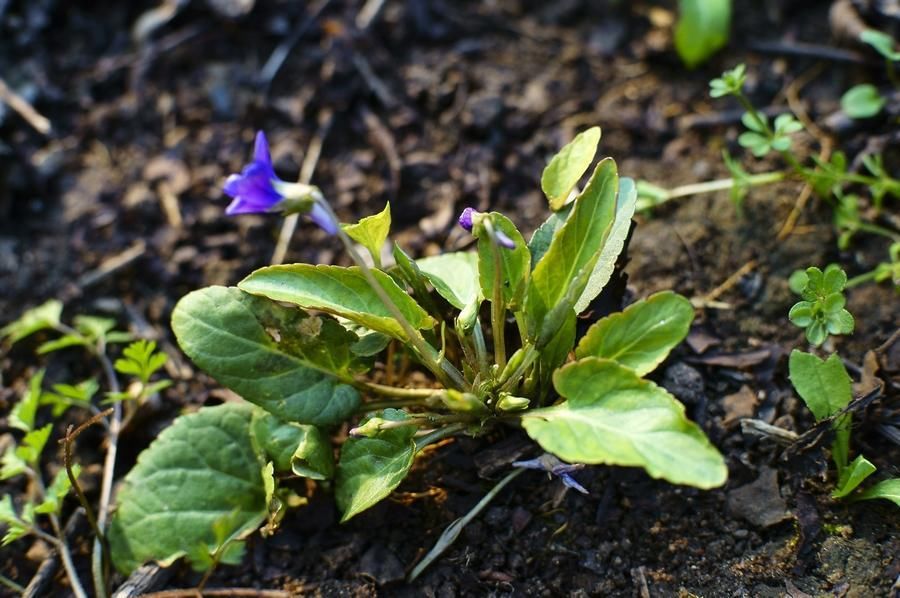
787 265 898 506
0 304 170 597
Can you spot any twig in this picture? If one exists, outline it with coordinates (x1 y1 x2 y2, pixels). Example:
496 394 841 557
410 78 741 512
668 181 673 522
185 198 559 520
356 0 386 29
139 590 293 598
776 139 832 241
23 510 87 598
76 240 147 289
0 76 52 135
270 109 334 265
112 563 174 598
258 0 333 92
60 409 114 549
701 260 758 304
92 339 124 598
746 40 873 65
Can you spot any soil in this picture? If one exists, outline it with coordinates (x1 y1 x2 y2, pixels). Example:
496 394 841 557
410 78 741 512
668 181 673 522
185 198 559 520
1 0 898 596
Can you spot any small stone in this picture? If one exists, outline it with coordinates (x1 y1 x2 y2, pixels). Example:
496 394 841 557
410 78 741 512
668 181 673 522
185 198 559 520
727 467 791 527
358 543 405 585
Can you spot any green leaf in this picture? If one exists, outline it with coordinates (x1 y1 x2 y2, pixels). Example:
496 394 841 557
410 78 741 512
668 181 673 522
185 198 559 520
0 300 62 344
416 252 481 311
475 214 530 310
534 310 576 397
527 159 619 339
342 202 391 267
575 292 694 376
855 478 900 507
250 412 333 480
115 340 168 384
35 465 81 515
675 0 731 68
239 264 435 342
0 495 31 546
860 29 900 61
10 370 44 432
16 425 52 467
574 176 637 313
0 446 27 480
172 286 360 426
832 455 876 499
522 358 727 488
541 127 602 211
788 351 852 421
108 403 267 575
336 409 417 522
36 335 88 354
528 205 572 268
42 379 98 417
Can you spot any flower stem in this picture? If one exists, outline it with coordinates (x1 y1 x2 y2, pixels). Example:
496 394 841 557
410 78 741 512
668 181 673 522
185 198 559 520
414 422 468 452
318 201 467 390
356 380 441 399
483 219 507 370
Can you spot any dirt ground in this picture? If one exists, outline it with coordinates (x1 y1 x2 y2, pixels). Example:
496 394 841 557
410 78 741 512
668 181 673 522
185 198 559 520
1 0 898 596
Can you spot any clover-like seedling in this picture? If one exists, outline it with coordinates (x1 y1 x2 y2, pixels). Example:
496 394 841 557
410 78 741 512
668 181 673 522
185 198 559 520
709 63 746 98
788 265 854 346
738 112 803 157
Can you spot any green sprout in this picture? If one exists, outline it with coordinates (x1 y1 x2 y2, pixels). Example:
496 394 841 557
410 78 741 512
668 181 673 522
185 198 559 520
788 265 854 346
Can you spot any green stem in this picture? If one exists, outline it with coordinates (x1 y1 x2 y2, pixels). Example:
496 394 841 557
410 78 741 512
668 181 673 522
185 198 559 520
408 467 524 581
0 573 24 594
356 397 434 413
472 317 490 378
855 221 900 241
846 269 881 288
483 220 507 370
655 171 787 201
414 422 468 452
736 94 773 136
356 380 440 399
319 201 466 390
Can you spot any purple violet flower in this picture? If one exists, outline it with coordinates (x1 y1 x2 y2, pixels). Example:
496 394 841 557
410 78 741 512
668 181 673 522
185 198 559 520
224 131 284 216
223 131 337 234
457 207 515 249
513 454 589 495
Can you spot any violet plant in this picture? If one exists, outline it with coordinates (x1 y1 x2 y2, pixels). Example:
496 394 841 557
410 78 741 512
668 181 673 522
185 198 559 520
106 128 727 577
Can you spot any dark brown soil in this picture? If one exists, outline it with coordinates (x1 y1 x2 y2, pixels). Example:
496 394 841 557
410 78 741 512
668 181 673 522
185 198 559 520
1 0 898 596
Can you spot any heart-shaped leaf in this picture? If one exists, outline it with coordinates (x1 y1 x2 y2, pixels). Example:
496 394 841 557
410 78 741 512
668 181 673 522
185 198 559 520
172 286 360 426
108 403 267 575
522 358 726 488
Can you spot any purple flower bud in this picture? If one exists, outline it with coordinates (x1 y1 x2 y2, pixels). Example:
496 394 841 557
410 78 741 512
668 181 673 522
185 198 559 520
458 207 478 231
